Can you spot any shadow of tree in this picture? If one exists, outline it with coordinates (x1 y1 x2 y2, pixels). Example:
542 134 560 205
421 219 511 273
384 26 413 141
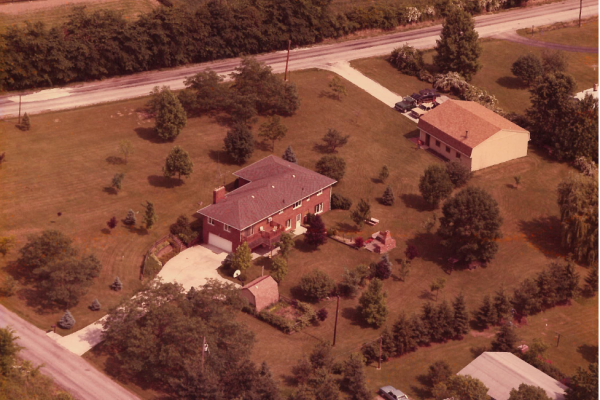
406 233 450 269
125 225 149 236
256 140 272 152
134 127 162 143
147 175 184 188
340 306 371 328
294 238 317 254
318 90 339 101
577 344 599 363
518 216 563 258
106 156 126 165
496 76 529 90
208 149 237 165
400 193 432 212
419 289 436 301
103 187 118 195
335 222 359 234
101 228 111 235
17 286 64 315
312 143 331 154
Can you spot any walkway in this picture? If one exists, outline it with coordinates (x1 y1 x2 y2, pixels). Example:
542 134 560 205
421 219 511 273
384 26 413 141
495 31 599 53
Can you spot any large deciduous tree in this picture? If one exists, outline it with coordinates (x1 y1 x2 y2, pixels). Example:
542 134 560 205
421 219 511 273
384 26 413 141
259 115 287 153
433 374 489 400
508 384 552 400
434 8 482 81
566 362 598 400
163 145 194 181
359 278 388 328
224 123 255 164
438 186 503 264
154 87 187 141
232 242 252 272
419 164 453 208
511 53 543 86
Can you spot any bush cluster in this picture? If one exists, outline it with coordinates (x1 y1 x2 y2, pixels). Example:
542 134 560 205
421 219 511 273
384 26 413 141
257 300 317 333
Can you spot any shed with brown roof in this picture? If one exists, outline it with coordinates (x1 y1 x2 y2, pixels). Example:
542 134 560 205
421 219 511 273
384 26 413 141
417 100 530 171
240 275 280 312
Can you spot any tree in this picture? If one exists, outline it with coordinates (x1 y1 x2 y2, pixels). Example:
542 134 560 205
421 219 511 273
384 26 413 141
270 256 288 283
566 363 598 400
259 115 287 152
329 76 347 100
511 53 543 86
300 269 336 301
232 242 252 272
434 8 482 81
514 175 521 188
331 193 352 210
0 236 16 257
475 294 495 329
452 293 469 338
21 112 31 131
511 278 541 316
180 70 230 114
341 353 371 400
375 253 392 280
111 276 123 291
90 298 101 311
0 276 17 297
107 216 117 230
58 310 76 329
438 186 503 264
111 173 125 191
154 87 187 141
492 287 512 324
143 201 157 229
557 174 598 265
359 278 388 328
317 308 328 322
446 161 472 188
163 145 194 181
224 123 255 164
316 155 346 181
553 94 599 162
427 360 452 386
275 231 295 259
389 44 424 76
379 165 390 183
282 145 297 163
433 375 489 400
304 214 327 248
339 265 370 297
350 199 371 228
381 185 394 206
124 209 136 226
322 128 349 153
430 277 446 301
391 312 417 355
170 215 195 244
509 384 552 400
419 164 454 208
397 259 411 282
118 139 134 162
18 230 77 272
491 322 518 352
436 300 455 341
0 327 23 376
541 49 568 75
585 266 598 295
309 341 334 371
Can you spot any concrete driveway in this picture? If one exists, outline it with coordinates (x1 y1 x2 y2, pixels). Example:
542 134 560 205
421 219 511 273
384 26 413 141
158 244 239 290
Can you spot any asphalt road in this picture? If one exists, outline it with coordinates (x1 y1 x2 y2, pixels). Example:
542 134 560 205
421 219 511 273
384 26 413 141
0 0 597 118
0 304 140 400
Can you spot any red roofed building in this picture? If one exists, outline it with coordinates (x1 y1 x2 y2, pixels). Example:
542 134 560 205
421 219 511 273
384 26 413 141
197 156 336 253
240 275 280 312
418 100 530 171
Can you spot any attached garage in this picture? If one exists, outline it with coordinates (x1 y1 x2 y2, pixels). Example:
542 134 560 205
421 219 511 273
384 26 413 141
208 233 233 253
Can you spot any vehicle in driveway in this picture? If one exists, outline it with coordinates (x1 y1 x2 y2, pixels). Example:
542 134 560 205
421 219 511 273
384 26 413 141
394 96 417 112
379 386 409 400
419 88 439 103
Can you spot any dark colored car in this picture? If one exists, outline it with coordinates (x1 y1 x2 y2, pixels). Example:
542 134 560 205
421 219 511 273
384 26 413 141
394 96 417 113
419 88 439 103
378 385 409 400
410 92 424 103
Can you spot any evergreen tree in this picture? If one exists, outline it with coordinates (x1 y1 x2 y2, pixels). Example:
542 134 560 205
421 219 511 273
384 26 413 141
111 173 125 191
379 165 390 183
380 326 396 358
375 253 392 280
551 260 580 303
110 276 123 291
304 214 327 248
436 300 455 341
154 88 187 141
163 145 194 181
224 123 255 165
350 199 371 228
21 112 31 131
475 294 495 329
58 310 76 329
410 313 430 346
143 201 157 229
511 278 541 316
420 302 437 342
90 298 101 311
341 353 370 400
585 266 598 295
392 312 417 355
258 115 287 152
492 322 518 352
107 217 117 230
124 209 137 226
452 293 469 338
536 269 558 309
358 278 388 328
270 256 288 283
322 128 350 153
381 185 395 206
282 145 297 163
419 164 453 208
434 8 482 81
492 288 512 324
232 242 252 272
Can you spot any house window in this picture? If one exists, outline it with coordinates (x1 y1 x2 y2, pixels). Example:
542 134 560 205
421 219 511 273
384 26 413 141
250 226 254 235
315 203 323 214
456 152 461 159
286 219 291 229
207 217 214 226
223 224 230 232
293 200 302 209
317 189 323 196
446 145 451 153
435 140 440 147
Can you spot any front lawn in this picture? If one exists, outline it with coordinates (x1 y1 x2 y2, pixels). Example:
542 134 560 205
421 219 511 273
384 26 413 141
517 17 599 48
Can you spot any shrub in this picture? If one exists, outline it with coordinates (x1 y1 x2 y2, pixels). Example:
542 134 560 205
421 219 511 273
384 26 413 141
381 185 394 206
144 254 163 277
21 113 31 131
316 155 346 181
0 276 17 297
107 217 117 229
446 161 472 187
89 299 101 311
331 193 352 210
58 310 76 329
300 269 336 301
124 209 136 226
355 237 365 248
389 44 424 76
375 254 392 280
427 360 452 386
317 308 328 321
258 309 295 333
0 236 16 257
170 214 195 244
110 276 123 291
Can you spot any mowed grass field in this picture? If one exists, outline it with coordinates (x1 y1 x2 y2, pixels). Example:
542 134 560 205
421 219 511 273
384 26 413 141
517 17 599 48
0 66 597 399
351 34 599 114
0 0 158 30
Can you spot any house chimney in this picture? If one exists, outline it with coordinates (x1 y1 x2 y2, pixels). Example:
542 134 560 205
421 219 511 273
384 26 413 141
213 186 226 204
465 130 469 138
594 83 598 91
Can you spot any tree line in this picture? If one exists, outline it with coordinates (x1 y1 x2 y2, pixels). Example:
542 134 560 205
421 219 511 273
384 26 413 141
0 0 527 92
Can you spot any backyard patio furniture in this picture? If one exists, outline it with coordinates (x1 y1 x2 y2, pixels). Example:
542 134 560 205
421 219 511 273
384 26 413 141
366 217 379 226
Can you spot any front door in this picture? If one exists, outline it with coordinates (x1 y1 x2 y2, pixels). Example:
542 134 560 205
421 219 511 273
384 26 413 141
425 133 431 146
296 213 302 228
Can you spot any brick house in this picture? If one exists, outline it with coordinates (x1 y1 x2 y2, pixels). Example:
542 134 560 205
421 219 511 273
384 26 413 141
418 100 530 171
197 155 337 253
240 275 280 312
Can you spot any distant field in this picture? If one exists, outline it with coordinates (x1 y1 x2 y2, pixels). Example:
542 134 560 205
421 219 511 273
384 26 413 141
517 17 599 48
0 0 158 30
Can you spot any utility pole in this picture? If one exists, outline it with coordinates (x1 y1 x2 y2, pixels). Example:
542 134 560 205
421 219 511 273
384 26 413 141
578 0 583 27
201 336 206 371
332 296 340 346
531 25 534 36
377 336 383 370
284 40 291 82
556 332 561 347
18 94 22 124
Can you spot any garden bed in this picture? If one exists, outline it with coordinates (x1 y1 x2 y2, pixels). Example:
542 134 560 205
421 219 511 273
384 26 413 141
255 299 317 334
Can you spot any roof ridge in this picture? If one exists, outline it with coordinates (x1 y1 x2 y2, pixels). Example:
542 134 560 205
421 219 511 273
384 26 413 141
454 100 504 132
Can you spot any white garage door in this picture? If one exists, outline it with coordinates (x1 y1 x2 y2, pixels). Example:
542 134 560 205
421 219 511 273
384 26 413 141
208 233 233 253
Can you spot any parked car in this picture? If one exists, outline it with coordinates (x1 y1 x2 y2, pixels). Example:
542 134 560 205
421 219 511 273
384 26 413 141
419 88 439 102
379 386 409 400
410 92 424 104
394 96 417 113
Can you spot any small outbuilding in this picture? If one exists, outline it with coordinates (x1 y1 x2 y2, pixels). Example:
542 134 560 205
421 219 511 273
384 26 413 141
458 352 567 400
240 275 280 312
417 100 530 171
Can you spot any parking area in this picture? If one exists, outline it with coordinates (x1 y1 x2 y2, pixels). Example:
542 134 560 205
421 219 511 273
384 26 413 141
394 89 450 122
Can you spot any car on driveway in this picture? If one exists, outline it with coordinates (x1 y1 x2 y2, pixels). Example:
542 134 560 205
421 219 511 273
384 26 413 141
394 96 417 113
378 385 409 400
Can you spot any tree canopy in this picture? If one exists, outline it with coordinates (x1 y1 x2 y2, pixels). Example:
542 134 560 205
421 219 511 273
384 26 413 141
419 164 454 208
224 123 255 165
316 155 346 181
154 87 187 141
359 278 388 328
509 384 552 400
163 145 194 180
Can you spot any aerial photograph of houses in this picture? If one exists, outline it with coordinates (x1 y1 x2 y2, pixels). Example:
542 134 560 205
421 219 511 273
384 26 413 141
0 0 598 398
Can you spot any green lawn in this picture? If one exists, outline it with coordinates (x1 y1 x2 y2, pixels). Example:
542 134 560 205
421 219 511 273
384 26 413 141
351 38 598 114
517 17 599 48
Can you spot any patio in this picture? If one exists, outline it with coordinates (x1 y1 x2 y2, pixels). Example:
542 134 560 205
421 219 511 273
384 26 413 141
251 226 307 260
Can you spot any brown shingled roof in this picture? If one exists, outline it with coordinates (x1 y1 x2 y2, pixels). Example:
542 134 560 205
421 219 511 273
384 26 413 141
242 275 279 312
198 156 336 230
418 100 528 156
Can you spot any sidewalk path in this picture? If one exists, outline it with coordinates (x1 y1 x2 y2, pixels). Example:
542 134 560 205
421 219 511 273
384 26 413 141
494 31 599 53
0 304 139 400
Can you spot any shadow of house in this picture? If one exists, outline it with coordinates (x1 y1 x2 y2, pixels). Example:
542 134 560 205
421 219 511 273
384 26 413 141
518 216 563 259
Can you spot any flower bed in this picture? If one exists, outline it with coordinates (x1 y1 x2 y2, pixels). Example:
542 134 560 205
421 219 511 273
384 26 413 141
256 300 317 334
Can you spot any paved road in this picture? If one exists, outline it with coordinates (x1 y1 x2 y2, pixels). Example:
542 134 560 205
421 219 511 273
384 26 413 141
495 30 599 52
0 0 596 118
0 304 140 400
